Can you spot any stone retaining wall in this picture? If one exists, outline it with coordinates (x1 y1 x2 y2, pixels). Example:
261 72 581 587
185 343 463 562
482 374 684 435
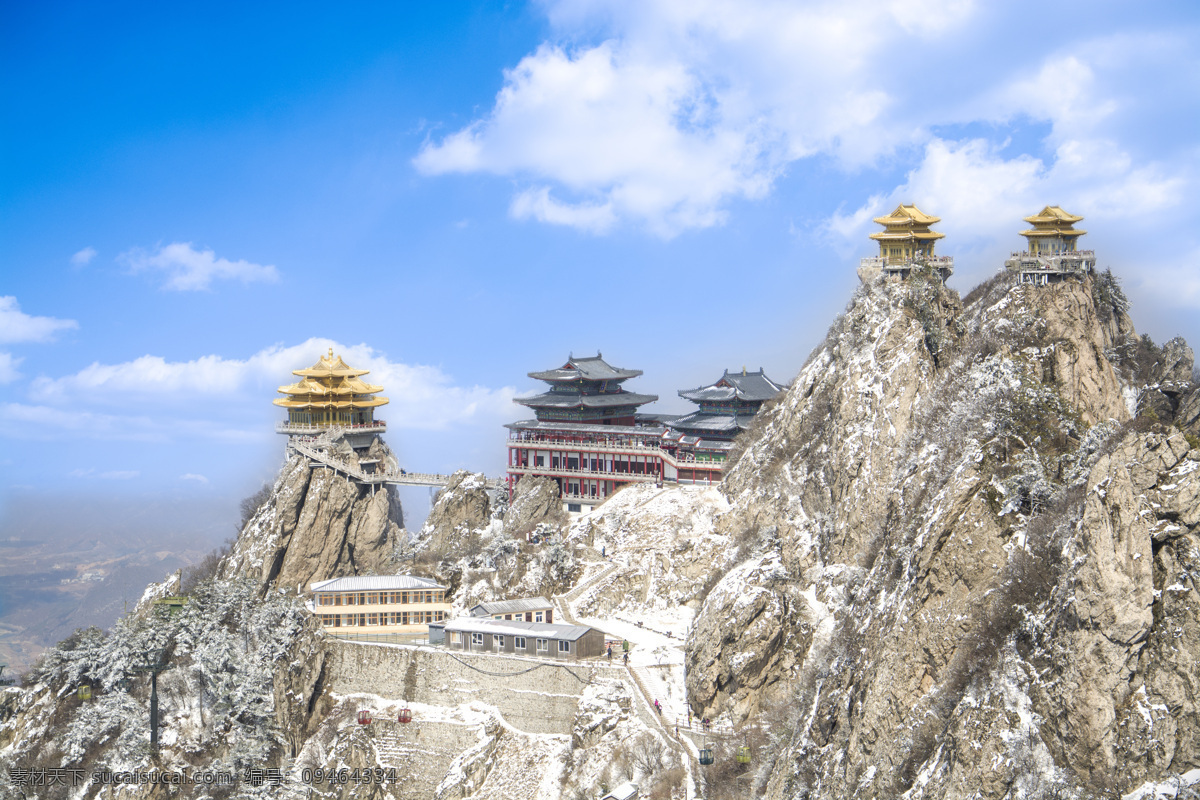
330 641 593 735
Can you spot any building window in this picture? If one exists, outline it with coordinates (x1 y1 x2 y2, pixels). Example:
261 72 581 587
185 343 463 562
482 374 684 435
515 637 526 650
451 632 462 644
535 612 544 622
401 612 409 625
344 614 356 627
558 640 571 653
436 611 445 621
471 633 484 647
568 503 582 513
366 592 378 604
319 594 333 606
345 594 355 606
496 635 505 648
400 592 409 604
367 613 378 625
536 638 548 652
535 456 545 467
495 615 504 620
321 615 333 625
358 593 366 605
334 594 342 606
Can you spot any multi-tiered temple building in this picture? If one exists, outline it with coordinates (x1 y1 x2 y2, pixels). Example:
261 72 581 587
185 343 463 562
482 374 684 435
505 354 783 513
1004 206 1096 284
275 348 388 449
858 204 954 282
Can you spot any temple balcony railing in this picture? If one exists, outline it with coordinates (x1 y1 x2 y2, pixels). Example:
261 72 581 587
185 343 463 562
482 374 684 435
507 464 661 482
276 421 387 435
859 255 955 270
507 437 671 457
1004 250 1095 273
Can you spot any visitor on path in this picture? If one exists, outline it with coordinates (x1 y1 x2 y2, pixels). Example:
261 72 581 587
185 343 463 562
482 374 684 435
654 699 661 715
623 652 629 665
607 645 612 660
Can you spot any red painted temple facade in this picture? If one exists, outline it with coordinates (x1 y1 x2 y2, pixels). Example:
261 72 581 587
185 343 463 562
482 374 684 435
506 355 784 514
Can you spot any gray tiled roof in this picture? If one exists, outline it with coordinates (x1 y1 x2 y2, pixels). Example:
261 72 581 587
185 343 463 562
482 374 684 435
515 391 658 409
678 369 785 403
442 617 595 641
469 597 553 615
668 411 750 433
505 419 667 436
310 575 445 592
529 355 642 383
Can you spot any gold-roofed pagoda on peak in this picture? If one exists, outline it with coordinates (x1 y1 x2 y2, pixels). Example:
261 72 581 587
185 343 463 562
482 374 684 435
869 203 945 263
1018 205 1087 254
858 203 954 282
274 348 388 435
1005 206 1095 285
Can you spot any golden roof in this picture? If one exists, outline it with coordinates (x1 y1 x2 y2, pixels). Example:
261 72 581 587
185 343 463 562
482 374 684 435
1020 205 1086 238
869 203 945 241
1023 206 1083 225
292 347 370 378
272 348 389 410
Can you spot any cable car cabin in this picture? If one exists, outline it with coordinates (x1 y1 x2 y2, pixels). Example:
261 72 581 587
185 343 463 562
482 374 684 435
736 746 751 764
77 686 92 700
357 710 371 725
398 708 412 724
698 748 714 765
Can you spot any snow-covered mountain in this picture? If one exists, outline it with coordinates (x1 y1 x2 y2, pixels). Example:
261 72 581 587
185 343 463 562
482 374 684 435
2 267 1198 799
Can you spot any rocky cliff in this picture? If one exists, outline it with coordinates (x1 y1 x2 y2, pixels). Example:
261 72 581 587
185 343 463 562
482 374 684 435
221 439 405 594
689 270 1200 798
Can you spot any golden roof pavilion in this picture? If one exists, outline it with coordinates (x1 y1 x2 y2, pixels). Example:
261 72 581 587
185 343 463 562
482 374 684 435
869 204 945 264
1018 206 1086 254
275 348 388 432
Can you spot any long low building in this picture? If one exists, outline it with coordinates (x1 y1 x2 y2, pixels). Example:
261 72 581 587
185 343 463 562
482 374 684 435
310 574 449 635
436 618 605 661
469 596 555 623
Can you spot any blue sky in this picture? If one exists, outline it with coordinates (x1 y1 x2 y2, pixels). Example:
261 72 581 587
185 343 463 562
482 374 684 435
3 1 1199 533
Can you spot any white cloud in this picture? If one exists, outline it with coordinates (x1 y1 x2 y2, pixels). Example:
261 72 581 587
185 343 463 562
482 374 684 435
70 246 97 266
416 1 1197 242
0 402 260 443
0 296 79 344
414 1 975 235
28 337 516 433
121 242 279 291
0 352 21 384
180 473 210 484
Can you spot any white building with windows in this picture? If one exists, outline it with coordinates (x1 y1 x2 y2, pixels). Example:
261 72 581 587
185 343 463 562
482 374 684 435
438 618 605 661
309 575 449 636
468 596 555 623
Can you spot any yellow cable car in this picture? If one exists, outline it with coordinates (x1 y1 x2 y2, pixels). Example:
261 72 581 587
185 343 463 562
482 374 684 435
78 685 92 700
736 746 751 764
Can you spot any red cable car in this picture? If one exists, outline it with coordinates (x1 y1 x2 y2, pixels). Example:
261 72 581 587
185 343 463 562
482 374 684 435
357 710 371 725
398 708 413 724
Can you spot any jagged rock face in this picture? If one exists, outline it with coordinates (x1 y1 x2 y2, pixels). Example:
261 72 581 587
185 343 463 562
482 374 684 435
502 476 564 538
569 484 732 615
418 471 493 557
222 449 404 593
694 272 1200 798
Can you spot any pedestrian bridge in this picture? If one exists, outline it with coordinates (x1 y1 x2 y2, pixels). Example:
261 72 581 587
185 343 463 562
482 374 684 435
286 435 504 490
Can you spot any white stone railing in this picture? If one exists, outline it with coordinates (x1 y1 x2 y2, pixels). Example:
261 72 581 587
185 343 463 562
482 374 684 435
859 255 955 270
276 421 387 435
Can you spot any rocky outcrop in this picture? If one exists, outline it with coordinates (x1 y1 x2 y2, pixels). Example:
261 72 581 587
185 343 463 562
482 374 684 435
502 476 564 538
418 471 493 557
221 449 405 593
693 271 1200 798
